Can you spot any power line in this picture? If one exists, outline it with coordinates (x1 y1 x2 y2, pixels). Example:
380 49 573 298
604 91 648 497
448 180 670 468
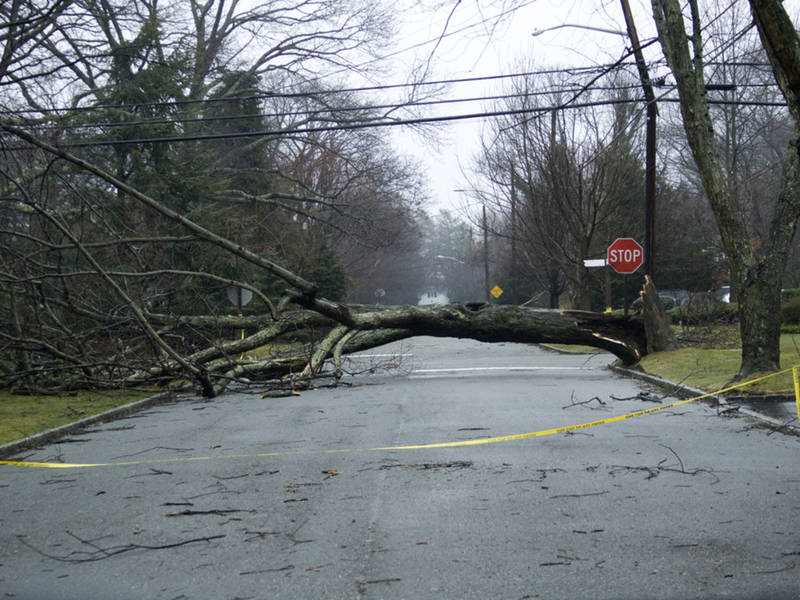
0 0 545 120
8 71 782 136
0 62 636 117
22 82 655 133
3 95 787 151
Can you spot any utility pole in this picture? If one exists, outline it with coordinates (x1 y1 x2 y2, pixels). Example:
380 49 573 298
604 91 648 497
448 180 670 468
620 0 657 281
510 162 519 305
483 204 490 302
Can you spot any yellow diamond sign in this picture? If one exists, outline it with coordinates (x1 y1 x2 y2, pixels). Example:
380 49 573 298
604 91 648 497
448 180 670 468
490 285 503 299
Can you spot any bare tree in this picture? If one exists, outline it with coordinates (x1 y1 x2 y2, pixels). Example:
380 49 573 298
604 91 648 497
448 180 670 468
470 71 645 310
651 0 800 376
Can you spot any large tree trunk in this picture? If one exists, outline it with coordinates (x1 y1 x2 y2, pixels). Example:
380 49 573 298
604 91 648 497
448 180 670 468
137 304 648 397
381 304 646 363
736 137 800 373
291 297 647 366
749 0 800 126
737 281 782 373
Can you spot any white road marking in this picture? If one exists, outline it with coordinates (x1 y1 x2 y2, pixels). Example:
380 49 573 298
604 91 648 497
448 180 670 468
345 354 413 359
411 366 597 374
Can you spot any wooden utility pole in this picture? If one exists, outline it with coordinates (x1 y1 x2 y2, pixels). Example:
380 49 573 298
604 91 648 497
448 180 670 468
620 0 657 281
483 204 490 302
510 162 519 305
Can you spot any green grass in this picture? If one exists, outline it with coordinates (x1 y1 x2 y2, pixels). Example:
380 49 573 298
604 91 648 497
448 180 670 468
545 344 604 354
639 329 800 396
0 340 299 447
0 389 152 446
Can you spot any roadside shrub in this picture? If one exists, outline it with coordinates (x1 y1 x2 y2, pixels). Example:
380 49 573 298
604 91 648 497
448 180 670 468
710 302 738 323
631 295 675 313
781 296 800 325
669 293 738 325
781 288 800 304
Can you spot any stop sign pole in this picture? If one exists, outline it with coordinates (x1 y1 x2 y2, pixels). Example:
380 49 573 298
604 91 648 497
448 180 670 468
607 238 644 274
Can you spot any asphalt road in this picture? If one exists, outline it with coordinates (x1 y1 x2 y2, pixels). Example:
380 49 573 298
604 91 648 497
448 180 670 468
1 337 799 599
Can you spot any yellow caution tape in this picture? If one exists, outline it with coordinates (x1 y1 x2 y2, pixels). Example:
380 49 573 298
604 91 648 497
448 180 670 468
0 460 110 469
794 367 800 425
0 366 795 470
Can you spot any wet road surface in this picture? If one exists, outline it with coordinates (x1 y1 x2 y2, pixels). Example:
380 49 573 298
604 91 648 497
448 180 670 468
1 337 799 599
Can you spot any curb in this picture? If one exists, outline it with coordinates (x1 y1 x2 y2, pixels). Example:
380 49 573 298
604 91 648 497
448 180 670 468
610 365 800 434
0 390 187 459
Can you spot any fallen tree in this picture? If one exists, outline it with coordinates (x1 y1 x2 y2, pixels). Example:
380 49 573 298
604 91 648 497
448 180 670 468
145 302 648 396
0 122 665 398
3 291 650 397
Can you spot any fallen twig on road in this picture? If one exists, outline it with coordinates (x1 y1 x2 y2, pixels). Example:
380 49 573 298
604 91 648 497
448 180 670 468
19 530 226 563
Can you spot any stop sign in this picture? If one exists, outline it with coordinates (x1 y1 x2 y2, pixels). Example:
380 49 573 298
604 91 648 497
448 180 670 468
607 237 644 274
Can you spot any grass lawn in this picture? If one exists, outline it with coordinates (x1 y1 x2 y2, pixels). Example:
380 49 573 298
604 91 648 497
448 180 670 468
0 389 153 446
639 325 800 396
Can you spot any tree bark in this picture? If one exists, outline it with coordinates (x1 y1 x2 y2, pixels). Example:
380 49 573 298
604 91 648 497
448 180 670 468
291 298 646 366
640 276 679 353
26 300 642 397
749 0 800 125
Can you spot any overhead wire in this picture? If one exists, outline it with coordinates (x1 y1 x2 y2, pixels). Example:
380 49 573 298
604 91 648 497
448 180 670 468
1 71 787 152
4 65 783 138
2 95 787 152
20 81 655 133
0 62 646 117
0 0 789 152
289 0 541 93
0 0 543 118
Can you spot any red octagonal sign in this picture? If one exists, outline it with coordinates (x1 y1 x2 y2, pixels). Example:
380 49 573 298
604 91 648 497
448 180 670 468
607 237 644 274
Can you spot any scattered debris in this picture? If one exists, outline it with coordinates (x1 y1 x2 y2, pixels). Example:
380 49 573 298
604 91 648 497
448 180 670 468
752 561 796 575
563 391 606 410
240 565 294 575
608 445 719 483
18 531 225 563
378 460 473 471
611 391 662 404
549 491 609 499
260 390 302 398
166 508 251 517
